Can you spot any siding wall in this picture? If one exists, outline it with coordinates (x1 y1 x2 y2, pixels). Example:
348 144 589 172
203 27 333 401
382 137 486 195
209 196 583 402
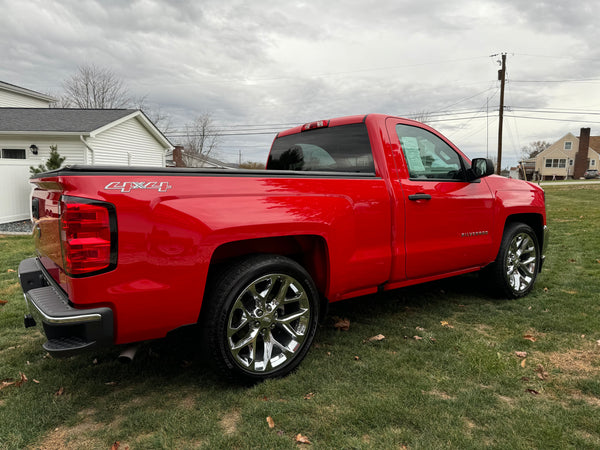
0 90 51 107
0 136 85 223
88 117 166 167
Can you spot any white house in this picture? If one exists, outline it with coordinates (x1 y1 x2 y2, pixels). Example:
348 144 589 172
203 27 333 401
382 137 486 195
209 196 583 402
0 80 56 107
534 131 600 180
1 102 173 224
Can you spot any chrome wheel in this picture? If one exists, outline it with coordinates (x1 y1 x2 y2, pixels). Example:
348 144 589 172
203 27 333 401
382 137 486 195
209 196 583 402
505 232 538 294
227 273 312 373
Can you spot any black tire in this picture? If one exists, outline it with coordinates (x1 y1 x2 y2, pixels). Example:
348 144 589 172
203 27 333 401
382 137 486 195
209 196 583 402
488 222 540 299
201 254 320 383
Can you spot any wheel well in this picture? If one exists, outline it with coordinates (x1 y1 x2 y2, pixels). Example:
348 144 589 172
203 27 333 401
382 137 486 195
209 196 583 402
209 235 330 303
504 213 544 246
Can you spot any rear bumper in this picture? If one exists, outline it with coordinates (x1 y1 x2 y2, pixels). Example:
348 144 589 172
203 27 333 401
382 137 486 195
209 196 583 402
18 258 114 357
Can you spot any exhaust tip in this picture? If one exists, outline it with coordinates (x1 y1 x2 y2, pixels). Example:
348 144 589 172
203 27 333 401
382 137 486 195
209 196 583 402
118 344 140 363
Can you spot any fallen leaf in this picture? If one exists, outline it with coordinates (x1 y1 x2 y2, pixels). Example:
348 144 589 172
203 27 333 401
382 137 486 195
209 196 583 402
597 340 600 347
413 336 423 341
440 321 454 328
105 381 118 386
33 379 40 384
333 317 350 331
515 351 528 358
596 259 600 264
15 372 28 387
354 356 360 361
295 433 311 444
536 364 549 380
266 416 275 429
0 299 7 305
304 392 315 400
111 442 120 450
521 377 530 382
523 335 537 342
55 387 64 396
543 287 549 292
7 269 15 273
365 334 385 343
569 259 576 263
521 359 527 368
416 326 426 331
326 351 331 356
429 338 437 343
526 389 540 395
0 380 15 390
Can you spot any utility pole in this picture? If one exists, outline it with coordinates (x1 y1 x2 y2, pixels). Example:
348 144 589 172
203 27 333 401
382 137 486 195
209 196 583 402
496 53 507 175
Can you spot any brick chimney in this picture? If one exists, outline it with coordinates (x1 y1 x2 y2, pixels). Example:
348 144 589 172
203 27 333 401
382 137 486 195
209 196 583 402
173 145 186 167
573 128 590 179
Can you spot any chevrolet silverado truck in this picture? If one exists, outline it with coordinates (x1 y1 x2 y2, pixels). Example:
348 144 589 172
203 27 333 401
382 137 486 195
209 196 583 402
19 114 548 382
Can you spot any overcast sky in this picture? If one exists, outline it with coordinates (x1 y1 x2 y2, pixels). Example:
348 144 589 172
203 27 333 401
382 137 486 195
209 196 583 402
1 0 599 166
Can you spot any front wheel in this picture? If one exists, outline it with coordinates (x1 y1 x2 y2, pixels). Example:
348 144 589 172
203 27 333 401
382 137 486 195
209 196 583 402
202 254 320 383
488 222 540 298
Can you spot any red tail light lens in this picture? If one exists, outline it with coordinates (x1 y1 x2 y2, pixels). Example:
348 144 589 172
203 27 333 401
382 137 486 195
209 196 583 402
60 197 117 276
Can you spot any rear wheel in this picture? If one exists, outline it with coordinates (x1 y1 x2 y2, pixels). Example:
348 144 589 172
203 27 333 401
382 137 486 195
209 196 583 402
202 254 319 382
489 223 540 298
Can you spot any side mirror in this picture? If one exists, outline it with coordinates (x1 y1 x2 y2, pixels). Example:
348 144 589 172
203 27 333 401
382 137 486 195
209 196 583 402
470 158 495 179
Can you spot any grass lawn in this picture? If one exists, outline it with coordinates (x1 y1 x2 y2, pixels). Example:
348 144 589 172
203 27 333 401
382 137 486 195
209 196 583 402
1 185 599 449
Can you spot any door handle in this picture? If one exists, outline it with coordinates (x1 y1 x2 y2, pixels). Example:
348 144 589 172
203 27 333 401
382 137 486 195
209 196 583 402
408 193 432 201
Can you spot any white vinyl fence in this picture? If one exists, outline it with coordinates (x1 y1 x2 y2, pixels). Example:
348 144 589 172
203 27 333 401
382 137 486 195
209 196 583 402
0 161 33 224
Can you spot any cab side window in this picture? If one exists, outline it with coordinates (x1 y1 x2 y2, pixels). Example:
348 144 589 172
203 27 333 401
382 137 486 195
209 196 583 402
396 124 465 180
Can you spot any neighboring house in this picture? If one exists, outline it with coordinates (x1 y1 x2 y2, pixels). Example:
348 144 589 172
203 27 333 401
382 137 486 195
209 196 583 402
534 129 600 180
0 80 55 107
0 108 172 223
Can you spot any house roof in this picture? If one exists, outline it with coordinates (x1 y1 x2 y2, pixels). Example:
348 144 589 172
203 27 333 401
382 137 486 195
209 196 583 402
587 136 600 152
0 81 56 103
0 108 137 133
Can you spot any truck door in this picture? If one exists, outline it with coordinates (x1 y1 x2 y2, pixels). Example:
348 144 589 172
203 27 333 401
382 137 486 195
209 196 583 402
386 119 495 280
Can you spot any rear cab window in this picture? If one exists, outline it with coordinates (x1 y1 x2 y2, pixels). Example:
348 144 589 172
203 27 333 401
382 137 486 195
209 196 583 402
267 123 375 173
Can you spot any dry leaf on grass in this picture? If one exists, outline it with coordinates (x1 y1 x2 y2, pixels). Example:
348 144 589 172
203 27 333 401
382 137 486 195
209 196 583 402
515 351 528 358
295 433 311 444
364 334 385 343
333 317 350 331
536 364 549 380
521 359 527 368
440 321 454 328
15 372 28 387
266 416 275 429
0 380 15 390
523 335 537 342
7 269 15 273
55 387 64 396
354 356 360 361
0 299 8 305
413 336 423 341
304 392 315 400
526 389 540 395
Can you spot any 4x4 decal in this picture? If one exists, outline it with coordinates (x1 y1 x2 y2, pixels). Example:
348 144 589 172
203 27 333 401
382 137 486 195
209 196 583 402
104 181 173 193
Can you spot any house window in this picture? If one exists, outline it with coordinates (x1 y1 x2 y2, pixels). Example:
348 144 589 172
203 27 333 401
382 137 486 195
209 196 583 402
592 160 597 167
1 149 26 159
564 141 572 150
545 158 566 168
569 159 574 166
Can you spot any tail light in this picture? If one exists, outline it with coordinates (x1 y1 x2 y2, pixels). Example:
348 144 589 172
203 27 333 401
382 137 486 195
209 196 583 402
60 196 117 276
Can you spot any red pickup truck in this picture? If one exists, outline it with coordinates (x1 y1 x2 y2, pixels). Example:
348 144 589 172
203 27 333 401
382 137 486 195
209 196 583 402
19 114 548 382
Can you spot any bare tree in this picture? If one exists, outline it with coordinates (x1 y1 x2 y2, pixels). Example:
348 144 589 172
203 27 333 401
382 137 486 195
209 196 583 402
61 64 132 108
410 111 432 124
521 141 551 159
58 64 173 135
182 114 220 167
